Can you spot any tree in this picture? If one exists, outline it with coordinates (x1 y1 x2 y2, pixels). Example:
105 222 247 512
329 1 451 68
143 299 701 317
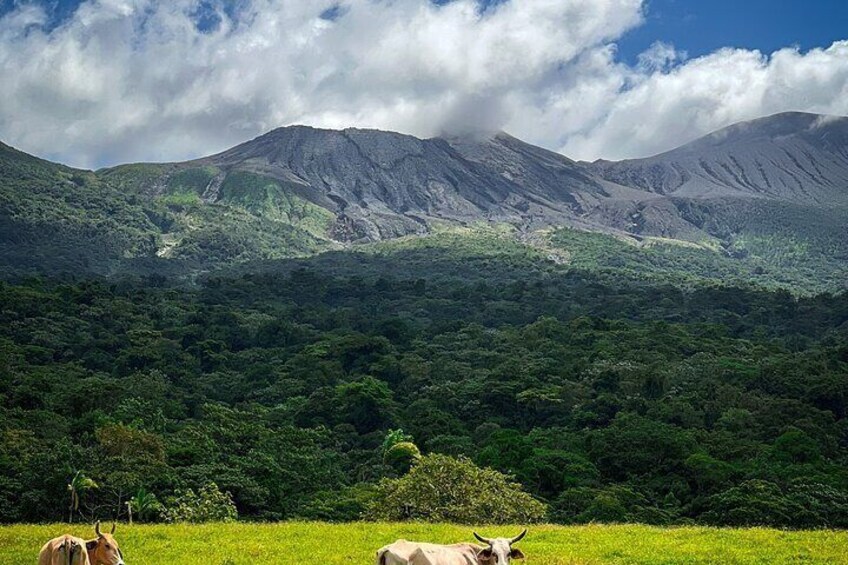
588 413 694 480
383 442 421 475
367 454 546 524
381 429 414 455
381 429 420 474
162 483 237 523
550 486 676 525
772 428 821 464
67 470 98 523
702 480 798 527
127 487 162 523
334 377 397 433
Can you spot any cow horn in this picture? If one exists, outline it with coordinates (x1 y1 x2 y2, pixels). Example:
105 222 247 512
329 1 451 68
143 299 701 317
95 520 102 537
111 522 116 534
473 532 491 545
510 530 527 544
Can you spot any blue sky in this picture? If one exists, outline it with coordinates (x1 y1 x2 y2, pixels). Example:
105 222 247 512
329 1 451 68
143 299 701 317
616 0 848 63
0 0 847 167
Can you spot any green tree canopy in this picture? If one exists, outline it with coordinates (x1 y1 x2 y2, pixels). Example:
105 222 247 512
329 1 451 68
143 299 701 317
367 454 546 524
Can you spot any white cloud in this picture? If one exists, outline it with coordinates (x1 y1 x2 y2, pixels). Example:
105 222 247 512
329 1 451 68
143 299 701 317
558 41 848 161
0 0 845 168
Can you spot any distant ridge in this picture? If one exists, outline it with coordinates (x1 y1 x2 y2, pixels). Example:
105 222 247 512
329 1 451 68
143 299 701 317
585 112 848 204
1 111 847 282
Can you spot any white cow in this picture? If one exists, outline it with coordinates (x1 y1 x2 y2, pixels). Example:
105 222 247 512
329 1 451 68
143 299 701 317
376 530 527 565
376 540 481 565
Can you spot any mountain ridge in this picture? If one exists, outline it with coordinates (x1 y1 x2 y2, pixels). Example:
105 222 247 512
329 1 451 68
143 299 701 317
584 111 848 204
1 111 847 291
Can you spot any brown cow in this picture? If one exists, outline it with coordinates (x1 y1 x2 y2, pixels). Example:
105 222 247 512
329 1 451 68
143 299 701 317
38 534 91 565
84 521 125 565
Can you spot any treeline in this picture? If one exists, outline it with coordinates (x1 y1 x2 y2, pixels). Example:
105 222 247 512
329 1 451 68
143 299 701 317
1 266 847 527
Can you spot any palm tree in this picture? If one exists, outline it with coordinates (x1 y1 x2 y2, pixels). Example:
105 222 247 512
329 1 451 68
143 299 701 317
67 470 98 523
128 488 160 523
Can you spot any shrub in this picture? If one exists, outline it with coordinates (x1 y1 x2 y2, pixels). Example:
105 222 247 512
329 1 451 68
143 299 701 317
702 480 797 526
127 487 163 523
383 442 421 474
550 486 677 525
366 454 546 524
297 484 380 522
703 480 848 528
162 483 238 523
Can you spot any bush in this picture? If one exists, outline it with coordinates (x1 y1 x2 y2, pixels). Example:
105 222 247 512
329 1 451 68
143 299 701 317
383 442 421 474
702 480 797 527
127 488 163 523
366 454 546 524
162 483 238 523
550 486 677 525
297 484 380 522
703 480 848 528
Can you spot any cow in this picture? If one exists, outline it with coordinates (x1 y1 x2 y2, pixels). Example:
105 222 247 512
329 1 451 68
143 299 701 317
38 534 91 565
375 530 527 565
473 530 527 564
375 540 480 565
84 521 125 565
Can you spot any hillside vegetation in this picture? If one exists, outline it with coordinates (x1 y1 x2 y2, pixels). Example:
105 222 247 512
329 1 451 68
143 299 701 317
0 147 336 278
2 523 847 564
2 251 848 527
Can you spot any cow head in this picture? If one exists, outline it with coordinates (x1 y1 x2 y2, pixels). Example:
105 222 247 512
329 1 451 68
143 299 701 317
473 530 526 564
87 521 125 565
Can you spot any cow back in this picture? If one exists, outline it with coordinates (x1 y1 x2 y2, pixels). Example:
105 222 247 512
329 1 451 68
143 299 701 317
38 535 91 565
377 540 481 565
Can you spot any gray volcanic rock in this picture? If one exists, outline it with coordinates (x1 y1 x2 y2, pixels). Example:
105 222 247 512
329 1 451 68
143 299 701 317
586 112 848 205
198 126 605 240
445 131 607 205
87 111 848 250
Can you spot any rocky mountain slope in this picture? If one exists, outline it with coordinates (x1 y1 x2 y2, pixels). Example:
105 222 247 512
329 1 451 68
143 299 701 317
1 112 846 288
102 126 609 243
586 112 848 204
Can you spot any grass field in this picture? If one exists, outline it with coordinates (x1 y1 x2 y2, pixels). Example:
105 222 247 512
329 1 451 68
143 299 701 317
3 522 848 564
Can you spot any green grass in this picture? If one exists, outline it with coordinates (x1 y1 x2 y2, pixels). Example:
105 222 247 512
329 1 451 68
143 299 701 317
3 523 847 564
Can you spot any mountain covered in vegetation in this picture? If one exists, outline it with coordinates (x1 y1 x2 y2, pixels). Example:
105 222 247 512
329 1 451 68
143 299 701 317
2 112 848 528
1 112 847 293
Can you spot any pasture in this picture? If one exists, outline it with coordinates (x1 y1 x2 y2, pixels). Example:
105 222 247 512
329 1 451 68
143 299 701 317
2 522 848 564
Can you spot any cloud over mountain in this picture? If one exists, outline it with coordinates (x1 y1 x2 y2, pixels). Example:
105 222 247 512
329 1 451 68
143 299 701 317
0 0 846 167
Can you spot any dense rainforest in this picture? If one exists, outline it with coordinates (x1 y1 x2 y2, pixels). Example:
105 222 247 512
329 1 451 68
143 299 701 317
2 247 848 528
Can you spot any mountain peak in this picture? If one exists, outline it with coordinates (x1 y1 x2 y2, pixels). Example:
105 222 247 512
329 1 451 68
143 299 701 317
681 111 847 153
587 111 848 203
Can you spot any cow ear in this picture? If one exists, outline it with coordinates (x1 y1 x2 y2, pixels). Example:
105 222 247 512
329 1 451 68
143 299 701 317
510 548 526 560
86 540 98 551
477 548 494 564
